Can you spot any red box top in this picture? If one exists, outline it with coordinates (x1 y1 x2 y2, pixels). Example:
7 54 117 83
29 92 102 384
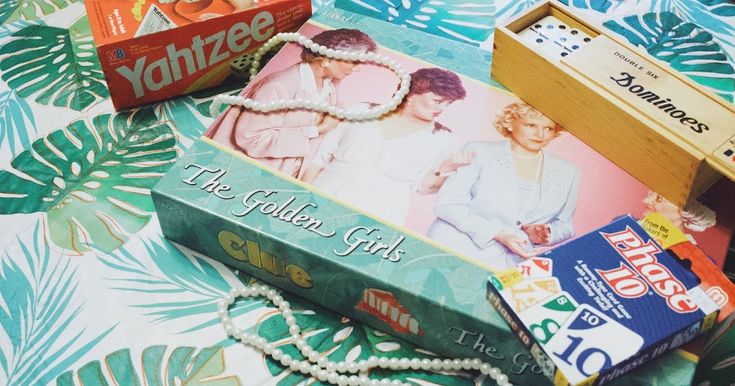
85 0 294 46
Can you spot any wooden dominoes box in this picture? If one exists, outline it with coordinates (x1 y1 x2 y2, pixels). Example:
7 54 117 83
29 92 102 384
492 0 735 207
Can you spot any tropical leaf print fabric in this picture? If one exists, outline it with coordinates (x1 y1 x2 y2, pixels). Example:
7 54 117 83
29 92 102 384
56 345 241 386
0 1 734 386
0 108 178 254
335 0 496 49
0 17 109 111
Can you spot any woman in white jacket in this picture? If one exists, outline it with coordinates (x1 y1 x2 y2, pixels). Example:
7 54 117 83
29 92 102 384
427 101 581 270
302 68 473 225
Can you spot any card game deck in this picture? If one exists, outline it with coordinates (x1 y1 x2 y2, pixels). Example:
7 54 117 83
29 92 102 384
487 216 719 385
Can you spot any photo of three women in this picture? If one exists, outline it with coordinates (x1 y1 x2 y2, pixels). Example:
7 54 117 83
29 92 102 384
205 28 581 270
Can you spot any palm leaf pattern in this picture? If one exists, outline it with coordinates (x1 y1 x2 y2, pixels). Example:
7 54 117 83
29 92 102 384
335 0 495 47
0 89 35 156
0 0 76 25
658 0 735 48
312 0 335 12
698 0 735 17
494 0 545 21
558 0 613 12
257 294 478 385
0 16 108 111
603 12 735 102
0 1 15 25
55 345 241 386
155 97 208 142
0 19 37 39
653 0 735 97
0 220 115 385
100 238 264 333
0 107 178 255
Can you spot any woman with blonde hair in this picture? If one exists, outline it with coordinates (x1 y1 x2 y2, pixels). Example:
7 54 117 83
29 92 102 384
427 101 581 270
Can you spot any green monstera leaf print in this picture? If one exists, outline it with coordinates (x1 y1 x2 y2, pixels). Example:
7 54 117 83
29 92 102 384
558 0 612 12
0 16 109 111
0 0 77 25
0 107 177 255
256 295 477 386
697 0 735 17
312 0 335 12
56 345 241 386
335 0 495 47
604 12 735 102
666 0 735 47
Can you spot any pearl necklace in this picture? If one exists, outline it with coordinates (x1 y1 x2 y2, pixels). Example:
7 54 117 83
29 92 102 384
214 32 511 386
218 284 512 386
211 32 412 121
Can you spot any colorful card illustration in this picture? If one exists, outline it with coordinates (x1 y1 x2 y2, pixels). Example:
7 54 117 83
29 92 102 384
519 291 578 344
488 257 554 292
518 257 554 279
500 277 561 313
545 304 644 384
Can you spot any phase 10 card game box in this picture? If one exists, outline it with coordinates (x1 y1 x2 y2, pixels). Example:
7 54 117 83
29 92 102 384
487 215 720 385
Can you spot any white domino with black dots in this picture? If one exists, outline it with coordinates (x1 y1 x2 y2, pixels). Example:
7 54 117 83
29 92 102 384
518 16 593 60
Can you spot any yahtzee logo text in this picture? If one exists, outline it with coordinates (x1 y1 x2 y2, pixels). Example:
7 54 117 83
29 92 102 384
114 11 275 98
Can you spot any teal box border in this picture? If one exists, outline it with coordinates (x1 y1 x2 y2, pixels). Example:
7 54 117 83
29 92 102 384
153 138 698 386
153 138 548 384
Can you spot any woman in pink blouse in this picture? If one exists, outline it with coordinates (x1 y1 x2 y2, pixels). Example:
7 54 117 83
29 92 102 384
206 28 377 178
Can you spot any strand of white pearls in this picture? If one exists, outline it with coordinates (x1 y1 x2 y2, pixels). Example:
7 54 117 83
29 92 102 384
218 284 513 386
211 32 411 120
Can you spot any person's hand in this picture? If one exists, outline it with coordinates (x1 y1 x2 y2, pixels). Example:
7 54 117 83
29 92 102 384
437 151 475 175
494 232 540 259
317 114 341 134
521 223 551 245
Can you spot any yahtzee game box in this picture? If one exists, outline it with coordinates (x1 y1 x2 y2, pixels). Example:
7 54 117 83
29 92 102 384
487 216 720 385
85 0 311 109
152 7 735 385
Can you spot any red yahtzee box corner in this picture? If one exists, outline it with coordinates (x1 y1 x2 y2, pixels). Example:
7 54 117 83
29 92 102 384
85 0 311 109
